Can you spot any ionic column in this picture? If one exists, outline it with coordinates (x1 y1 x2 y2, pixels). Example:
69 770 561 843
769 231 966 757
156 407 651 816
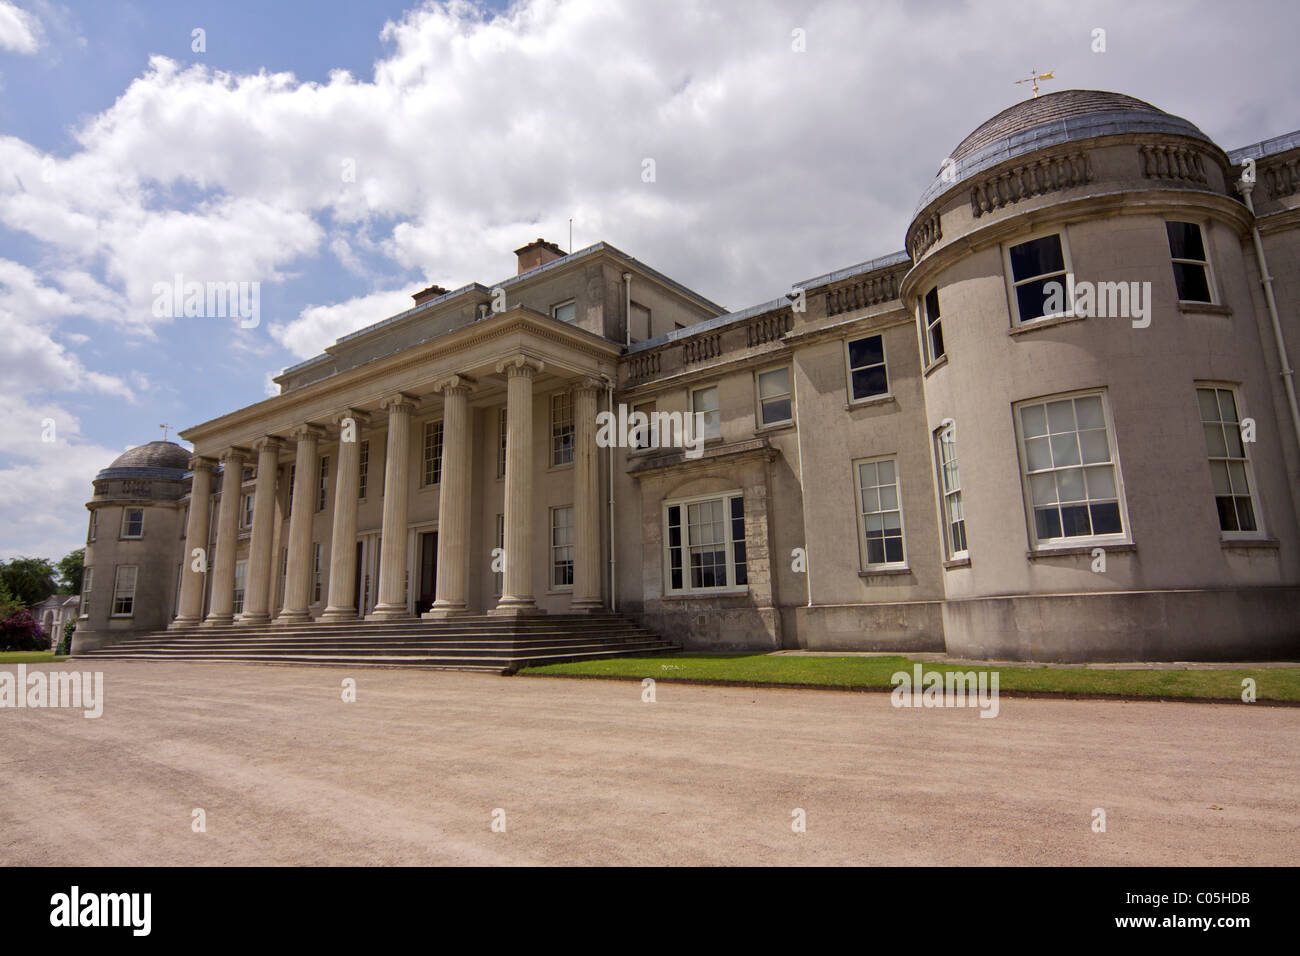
368 394 418 620
571 379 604 611
321 410 369 621
204 447 248 626
276 424 325 624
239 437 282 624
492 356 544 616
173 455 216 627
426 377 475 618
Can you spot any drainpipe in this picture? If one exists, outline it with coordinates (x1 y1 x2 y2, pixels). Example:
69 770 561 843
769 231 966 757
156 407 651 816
1238 179 1300 458
607 381 617 612
623 272 633 347
791 363 814 608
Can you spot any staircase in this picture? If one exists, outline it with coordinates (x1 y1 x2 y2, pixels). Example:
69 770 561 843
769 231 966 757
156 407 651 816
74 613 678 674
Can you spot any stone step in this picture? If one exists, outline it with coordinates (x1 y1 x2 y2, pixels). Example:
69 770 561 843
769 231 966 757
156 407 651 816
80 639 674 658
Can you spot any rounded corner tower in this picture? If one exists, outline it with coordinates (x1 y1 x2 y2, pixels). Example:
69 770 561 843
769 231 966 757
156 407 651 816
896 89 1298 661
73 440 194 653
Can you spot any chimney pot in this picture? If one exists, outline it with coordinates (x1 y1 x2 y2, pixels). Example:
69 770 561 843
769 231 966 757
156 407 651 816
513 237 566 275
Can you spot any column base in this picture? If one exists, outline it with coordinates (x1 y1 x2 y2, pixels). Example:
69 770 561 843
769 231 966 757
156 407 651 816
273 610 312 625
366 604 413 621
202 614 235 627
318 607 361 622
489 599 545 617
422 602 471 619
238 612 272 625
170 616 203 629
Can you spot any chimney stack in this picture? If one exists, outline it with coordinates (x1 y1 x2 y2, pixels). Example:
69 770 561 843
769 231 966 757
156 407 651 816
514 238 566 275
412 284 450 307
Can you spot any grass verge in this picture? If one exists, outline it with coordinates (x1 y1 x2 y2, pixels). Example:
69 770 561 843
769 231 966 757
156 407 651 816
0 652 70 664
520 653 1300 703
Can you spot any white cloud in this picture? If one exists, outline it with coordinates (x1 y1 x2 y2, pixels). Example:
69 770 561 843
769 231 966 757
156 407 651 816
270 287 417 359
0 1 42 54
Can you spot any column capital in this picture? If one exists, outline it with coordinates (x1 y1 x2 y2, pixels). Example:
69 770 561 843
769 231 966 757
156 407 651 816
188 455 217 471
333 408 372 428
380 392 420 413
573 376 605 396
290 423 327 442
219 446 252 465
251 435 282 453
432 374 477 395
495 355 544 378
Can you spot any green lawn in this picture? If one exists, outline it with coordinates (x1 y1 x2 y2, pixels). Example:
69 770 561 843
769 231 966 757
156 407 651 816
0 651 69 664
520 653 1300 703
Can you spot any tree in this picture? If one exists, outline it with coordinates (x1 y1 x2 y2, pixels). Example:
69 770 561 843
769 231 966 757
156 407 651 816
0 557 56 606
57 548 85 596
0 579 21 621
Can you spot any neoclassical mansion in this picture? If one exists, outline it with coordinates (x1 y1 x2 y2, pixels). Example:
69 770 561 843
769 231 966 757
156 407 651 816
74 91 1300 662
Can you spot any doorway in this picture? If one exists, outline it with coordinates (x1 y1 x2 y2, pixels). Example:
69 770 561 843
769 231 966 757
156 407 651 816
416 531 437 615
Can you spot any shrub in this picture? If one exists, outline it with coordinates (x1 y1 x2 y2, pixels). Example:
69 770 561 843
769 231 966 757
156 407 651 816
0 608 47 652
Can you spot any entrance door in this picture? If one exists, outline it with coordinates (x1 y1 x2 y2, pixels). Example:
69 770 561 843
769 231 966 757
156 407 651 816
416 531 437 615
352 540 364 616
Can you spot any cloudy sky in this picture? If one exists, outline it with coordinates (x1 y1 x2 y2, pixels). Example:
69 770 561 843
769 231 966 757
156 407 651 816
1 0 1297 563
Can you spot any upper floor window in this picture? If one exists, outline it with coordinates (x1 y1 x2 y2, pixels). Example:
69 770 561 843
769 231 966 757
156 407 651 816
317 455 330 511
664 492 746 594
551 506 574 588
111 565 138 617
287 465 296 516
120 508 144 539
935 425 967 559
1197 386 1259 535
87 510 97 543
922 287 945 365
80 568 93 619
691 385 721 440
757 366 793 426
240 493 254 530
551 392 574 466
846 334 888 401
1166 221 1213 303
1006 233 1070 324
422 420 444 487
241 465 255 482
632 401 656 450
552 300 577 324
1015 392 1126 546
855 457 906 568
358 439 369 499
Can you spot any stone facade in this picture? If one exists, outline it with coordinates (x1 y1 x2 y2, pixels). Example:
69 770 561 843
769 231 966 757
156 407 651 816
72 90 1300 662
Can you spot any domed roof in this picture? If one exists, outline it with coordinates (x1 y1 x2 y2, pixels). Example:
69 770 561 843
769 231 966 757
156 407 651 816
914 89 1216 215
108 440 191 471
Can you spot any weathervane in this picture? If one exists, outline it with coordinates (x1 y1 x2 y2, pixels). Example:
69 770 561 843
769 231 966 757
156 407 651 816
1015 68 1056 98
159 423 172 442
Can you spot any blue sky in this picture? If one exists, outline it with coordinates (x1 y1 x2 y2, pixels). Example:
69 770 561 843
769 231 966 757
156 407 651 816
1 0 1298 562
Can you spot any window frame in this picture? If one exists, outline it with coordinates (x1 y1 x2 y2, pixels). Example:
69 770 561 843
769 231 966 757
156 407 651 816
421 419 444 488
921 286 945 365
87 510 97 543
496 406 508 479
550 505 574 590
853 455 908 570
662 489 748 596
120 507 144 539
317 455 330 511
358 439 369 500
232 559 248 615
111 565 138 617
240 492 254 530
690 384 721 441
80 567 93 619
1196 383 1264 539
755 365 794 427
1012 389 1132 551
1002 229 1075 326
550 391 575 467
312 542 323 603
933 423 968 561
1166 220 1217 305
844 333 891 404
551 299 577 324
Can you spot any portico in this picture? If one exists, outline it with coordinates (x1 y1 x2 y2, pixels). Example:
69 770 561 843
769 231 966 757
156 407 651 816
177 307 622 626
